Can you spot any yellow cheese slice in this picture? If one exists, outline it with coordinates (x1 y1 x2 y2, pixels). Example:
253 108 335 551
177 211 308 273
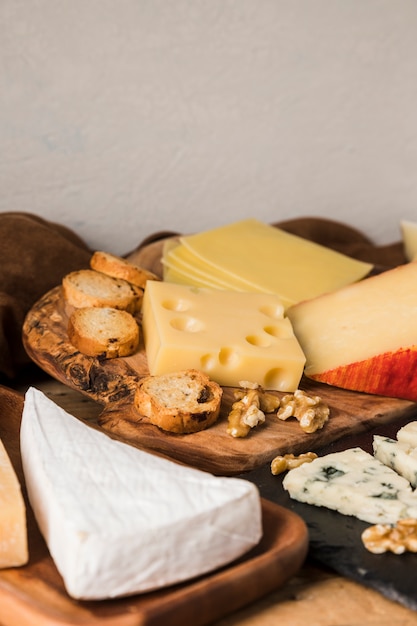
287 262 417 401
400 219 417 261
167 219 372 308
0 438 28 568
142 281 306 392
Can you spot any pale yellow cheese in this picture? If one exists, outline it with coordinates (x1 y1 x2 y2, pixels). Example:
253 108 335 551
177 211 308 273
400 219 417 261
142 281 306 392
163 219 373 309
286 262 417 400
0 438 28 568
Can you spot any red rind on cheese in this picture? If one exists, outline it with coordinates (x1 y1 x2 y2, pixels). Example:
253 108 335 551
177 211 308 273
310 347 417 401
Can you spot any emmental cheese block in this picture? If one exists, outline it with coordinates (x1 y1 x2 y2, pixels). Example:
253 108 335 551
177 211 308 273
0 438 28 568
142 281 306 392
286 262 417 401
283 447 417 525
20 387 262 600
163 219 373 309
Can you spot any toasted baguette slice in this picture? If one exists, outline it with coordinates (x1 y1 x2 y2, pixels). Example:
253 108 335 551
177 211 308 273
62 269 143 313
68 307 139 358
90 251 159 288
134 369 222 434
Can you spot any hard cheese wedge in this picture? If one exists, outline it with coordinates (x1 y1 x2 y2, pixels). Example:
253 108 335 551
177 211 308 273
283 447 417 525
0 438 28 568
20 387 262 600
142 280 306 391
163 219 373 308
287 262 417 401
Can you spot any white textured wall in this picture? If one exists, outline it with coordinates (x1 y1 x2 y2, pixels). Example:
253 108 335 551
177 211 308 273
1 0 417 254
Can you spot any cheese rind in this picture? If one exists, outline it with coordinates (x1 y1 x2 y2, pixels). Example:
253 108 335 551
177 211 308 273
20 387 262 600
287 262 417 401
373 435 417 488
164 219 372 308
0 439 28 568
283 447 417 525
142 281 306 392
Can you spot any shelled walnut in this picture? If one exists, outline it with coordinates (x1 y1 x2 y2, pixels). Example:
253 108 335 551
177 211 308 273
271 452 318 475
277 389 330 433
362 518 417 554
227 381 280 438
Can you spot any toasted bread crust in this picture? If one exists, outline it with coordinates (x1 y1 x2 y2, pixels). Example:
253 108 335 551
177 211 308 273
90 251 159 288
134 369 222 434
62 269 143 313
68 307 139 358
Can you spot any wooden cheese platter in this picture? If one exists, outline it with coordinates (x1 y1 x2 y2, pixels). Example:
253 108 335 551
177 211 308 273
22 237 417 476
0 384 309 626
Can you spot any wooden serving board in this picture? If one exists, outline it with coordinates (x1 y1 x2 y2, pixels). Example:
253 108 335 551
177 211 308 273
22 239 417 476
0 384 309 626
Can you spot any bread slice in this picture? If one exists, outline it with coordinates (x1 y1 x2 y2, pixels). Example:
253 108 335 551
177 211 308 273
90 251 159 288
68 307 139 358
134 369 222 434
62 269 143 313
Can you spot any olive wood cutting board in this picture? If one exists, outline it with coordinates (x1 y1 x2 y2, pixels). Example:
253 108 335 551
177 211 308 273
22 238 417 476
0 384 309 626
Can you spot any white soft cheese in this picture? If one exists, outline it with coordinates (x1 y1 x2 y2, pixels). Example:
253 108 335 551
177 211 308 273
282 447 417 525
20 387 262 600
397 421 417 448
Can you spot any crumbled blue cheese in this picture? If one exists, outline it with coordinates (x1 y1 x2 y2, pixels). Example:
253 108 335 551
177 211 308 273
282 447 417 525
397 421 417 448
373 435 417 488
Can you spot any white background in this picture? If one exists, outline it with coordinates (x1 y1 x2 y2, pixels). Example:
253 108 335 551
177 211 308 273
1 1 416 254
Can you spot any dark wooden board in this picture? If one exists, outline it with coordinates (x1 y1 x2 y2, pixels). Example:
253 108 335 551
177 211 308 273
21 238 417 476
0 384 308 626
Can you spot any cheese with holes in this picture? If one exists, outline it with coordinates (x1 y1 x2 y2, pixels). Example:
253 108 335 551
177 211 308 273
162 219 372 308
400 219 417 261
20 387 262 600
287 262 417 401
0 439 28 568
142 280 305 391
373 435 417 488
283 447 417 525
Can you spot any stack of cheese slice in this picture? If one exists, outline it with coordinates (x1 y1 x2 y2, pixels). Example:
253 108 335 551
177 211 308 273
0 438 28 568
20 387 262 600
162 219 373 309
287 261 417 401
142 280 306 391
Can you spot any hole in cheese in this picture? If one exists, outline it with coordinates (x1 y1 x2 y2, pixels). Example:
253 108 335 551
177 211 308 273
264 323 293 339
259 303 285 319
264 368 295 392
246 334 272 348
162 298 191 312
218 347 241 368
169 317 205 332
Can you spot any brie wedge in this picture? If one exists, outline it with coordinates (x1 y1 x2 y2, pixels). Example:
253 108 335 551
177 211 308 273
20 387 262 600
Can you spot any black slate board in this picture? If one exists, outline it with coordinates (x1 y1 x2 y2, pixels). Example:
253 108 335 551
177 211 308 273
241 410 417 611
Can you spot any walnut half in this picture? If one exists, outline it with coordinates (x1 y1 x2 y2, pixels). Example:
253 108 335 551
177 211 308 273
277 389 330 433
362 518 417 554
271 452 318 475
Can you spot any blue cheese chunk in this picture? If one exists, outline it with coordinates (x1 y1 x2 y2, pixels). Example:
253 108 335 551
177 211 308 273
282 447 417 525
373 434 417 488
397 421 417 448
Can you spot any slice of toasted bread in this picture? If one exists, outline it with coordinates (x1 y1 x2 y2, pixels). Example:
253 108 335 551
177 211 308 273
134 369 222 434
90 251 159 288
68 307 139 358
62 269 143 313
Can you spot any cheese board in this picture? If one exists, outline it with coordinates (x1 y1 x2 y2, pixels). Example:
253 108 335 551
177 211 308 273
22 237 417 476
0 384 309 626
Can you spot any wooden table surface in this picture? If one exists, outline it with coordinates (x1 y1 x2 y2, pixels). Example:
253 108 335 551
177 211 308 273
10 369 417 626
